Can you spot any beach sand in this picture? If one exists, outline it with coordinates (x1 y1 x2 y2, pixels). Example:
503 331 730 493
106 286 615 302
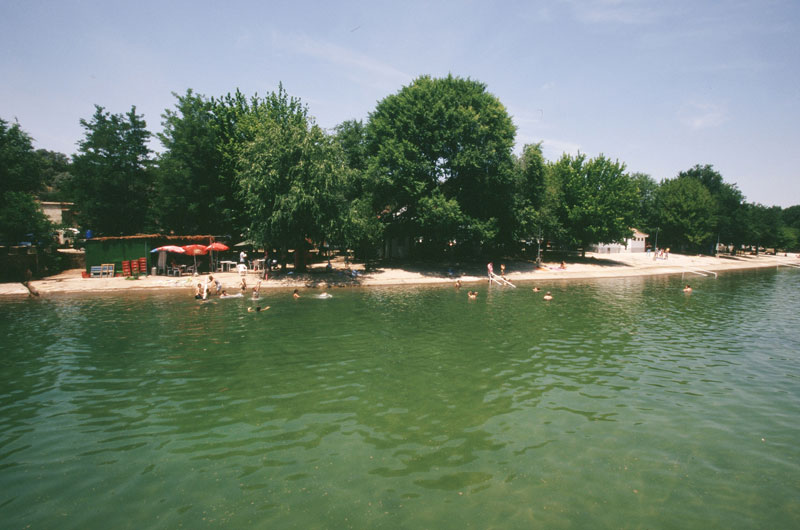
2 251 798 297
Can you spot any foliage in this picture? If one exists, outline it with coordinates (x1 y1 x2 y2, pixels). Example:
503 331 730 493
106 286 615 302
35 149 72 201
630 172 658 232
549 153 638 255
70 105 152 235
0 190 53 245
654 177 716 251
235 86 347 269
0 118 43 194
512 143 548 244
366 74 517 255
152 90 226 234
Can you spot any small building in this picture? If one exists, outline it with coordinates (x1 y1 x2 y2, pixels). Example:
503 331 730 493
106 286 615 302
38 201 74 225
591 229 649 254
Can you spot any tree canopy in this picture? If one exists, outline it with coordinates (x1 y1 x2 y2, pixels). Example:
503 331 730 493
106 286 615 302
367 74 517 256
70 105 152 235
549 153 638 255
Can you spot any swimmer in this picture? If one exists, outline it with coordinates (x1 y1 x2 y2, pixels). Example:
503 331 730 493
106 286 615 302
468 290 478 299
317 292 332 299
683 284 692 293
532 287 541 292
454 279 462 289
252 280 262 300
543 291 553 301
293 289 300 299
247 305 270 312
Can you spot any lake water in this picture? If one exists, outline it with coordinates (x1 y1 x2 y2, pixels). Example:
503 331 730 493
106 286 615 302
1 268 799 528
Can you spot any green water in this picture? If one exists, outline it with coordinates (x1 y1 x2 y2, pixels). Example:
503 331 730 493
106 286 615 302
1 269 799 529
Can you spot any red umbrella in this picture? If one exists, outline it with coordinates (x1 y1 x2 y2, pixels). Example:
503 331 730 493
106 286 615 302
152 245 186 253
206 242 229 272
182 244 209 271
182 244 208 255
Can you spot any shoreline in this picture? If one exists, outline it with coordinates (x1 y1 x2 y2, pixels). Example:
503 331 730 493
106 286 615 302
2 252 799 297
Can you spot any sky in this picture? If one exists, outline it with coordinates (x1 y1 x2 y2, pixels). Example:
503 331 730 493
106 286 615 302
2 0 799 207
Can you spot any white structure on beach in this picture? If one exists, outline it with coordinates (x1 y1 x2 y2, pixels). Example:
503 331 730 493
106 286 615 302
591 229 649 254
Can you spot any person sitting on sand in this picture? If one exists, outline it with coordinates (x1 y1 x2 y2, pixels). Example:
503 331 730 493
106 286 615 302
468 290 478 299
559 261 566 270
247 305 269 312
543 291 553 301
293 289 300 299
683 284 692 293
194 283 203 300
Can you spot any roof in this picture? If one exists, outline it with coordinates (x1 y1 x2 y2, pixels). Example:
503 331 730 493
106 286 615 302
87 234 217 242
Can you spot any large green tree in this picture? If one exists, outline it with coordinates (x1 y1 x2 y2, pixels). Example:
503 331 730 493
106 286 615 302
236 86 347 270
549 153 638 256
677 164 745 251
0 118 54 246
153 90 227 234
1 118 43 194
366 74 517 256
70 105 152 235
654 176 716 251
512 143 548 246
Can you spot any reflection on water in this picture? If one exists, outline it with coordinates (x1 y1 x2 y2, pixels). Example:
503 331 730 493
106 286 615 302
1 270 799 528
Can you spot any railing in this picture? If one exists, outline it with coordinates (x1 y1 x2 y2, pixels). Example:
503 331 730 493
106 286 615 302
682 269 718 279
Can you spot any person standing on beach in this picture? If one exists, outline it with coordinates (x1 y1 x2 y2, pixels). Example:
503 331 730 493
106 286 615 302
239 250 247 264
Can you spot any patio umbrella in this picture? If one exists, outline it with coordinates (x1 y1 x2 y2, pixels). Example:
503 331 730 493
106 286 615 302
206 242 229 252
182 244 209 271
206 242 229 271
150 245 186 253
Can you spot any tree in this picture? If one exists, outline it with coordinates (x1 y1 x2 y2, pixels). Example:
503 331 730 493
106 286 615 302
630 172 658 232
366 75 517 256
654 177 716 251
512 143 547 246
236 86 347 270
0 191 52 245
677 164 745 251
0 117 43 194
549 153 638 256
0 118 54 248
743 203 782 254
70 105 152 235
152 90 227 234
35 149 72 201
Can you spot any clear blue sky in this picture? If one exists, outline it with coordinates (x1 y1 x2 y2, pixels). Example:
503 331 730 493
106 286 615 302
2 0 798 207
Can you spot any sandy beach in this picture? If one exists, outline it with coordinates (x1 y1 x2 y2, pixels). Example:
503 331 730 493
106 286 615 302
2 251 798 297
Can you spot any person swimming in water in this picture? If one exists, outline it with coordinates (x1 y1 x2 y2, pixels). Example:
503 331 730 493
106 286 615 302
247 305 270 312
532 287 541 292
468 290 478 299
543 291 553 301
251 280 262 300
293 289 300 299
683 284 692 293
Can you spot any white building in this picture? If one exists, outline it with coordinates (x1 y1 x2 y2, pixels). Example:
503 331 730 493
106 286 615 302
591 229 649 254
